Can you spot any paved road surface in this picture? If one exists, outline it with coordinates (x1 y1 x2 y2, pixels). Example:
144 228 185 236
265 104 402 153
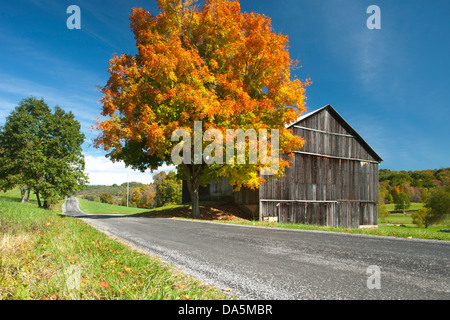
63 197 449 300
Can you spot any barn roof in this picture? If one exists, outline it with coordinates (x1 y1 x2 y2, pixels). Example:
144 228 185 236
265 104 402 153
287 104 383 163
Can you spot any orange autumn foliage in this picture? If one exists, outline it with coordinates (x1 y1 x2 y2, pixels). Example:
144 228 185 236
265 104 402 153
94 0 309 215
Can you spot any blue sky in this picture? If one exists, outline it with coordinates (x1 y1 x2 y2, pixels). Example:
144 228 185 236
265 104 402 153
0 0 449 185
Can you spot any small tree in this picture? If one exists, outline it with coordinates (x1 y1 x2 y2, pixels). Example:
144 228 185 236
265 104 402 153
394 192 411 213
132 185 155 208
425 187 450 216
411 208 437 228
100 192 114 204
412 187 449 228
377 204 389 222
155 171 182 207
385 193 393 204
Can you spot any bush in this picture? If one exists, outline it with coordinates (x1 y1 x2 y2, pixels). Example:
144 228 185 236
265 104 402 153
394 192 411 212
411 208 441 228
378 204 389 222
425 188 450 217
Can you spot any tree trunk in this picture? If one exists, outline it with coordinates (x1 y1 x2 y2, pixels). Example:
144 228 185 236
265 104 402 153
36 191 42 207
20 187 26 203
183 164 202 219
25 189 31 202
190 186 200 219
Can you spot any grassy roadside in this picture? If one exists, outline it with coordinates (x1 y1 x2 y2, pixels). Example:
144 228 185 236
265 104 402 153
0 190 231 300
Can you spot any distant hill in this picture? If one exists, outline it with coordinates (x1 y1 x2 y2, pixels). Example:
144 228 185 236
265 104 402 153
75 182 146 206
379 167 449 203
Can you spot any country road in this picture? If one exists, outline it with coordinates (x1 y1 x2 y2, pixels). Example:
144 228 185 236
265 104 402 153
63 197 449 300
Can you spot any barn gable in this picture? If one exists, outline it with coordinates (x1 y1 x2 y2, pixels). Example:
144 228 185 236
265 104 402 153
288 105 382 163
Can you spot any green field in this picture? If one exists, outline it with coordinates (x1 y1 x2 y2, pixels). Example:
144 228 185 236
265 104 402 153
0 190 230 300
384 202 424 213
76 197 150 215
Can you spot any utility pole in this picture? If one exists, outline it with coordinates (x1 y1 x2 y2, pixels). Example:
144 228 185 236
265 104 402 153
127 174 129 208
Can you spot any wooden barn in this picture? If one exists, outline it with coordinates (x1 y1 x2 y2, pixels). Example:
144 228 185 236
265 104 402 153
182 105 383 228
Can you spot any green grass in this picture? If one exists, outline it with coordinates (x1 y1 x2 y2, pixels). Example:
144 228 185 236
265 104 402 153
384 202 424 213
77 197 150 215
0 190 231 300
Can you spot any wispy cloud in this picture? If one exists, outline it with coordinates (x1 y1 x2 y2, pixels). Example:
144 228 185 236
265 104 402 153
0 73 100 131
318 1 388 93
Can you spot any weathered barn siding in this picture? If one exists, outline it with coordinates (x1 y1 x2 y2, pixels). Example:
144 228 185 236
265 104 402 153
259 105 382 228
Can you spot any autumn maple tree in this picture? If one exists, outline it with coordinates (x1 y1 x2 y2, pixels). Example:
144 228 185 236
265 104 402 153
95 0 309 218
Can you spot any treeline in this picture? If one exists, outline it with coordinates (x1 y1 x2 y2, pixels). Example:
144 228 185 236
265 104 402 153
76 171 181 209
378 167 449 205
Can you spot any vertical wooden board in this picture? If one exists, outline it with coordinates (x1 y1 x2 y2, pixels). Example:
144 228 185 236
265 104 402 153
260 202 266 218
309 203 316 224
292 203 298 223
347 136 352 159
317 158 322 194
335 159 340 199
302 129 308 153
356 162 361 200
362 203 367 226
336 203 341 227
297 203 302 224
326 159 332 198
306 156 311 185
290 203 296 224
319 203 326 225
305 203 312 224
323 109 329 133
359 162 365 200
343 202 351 228
354 203 361 228
311 156 317 184
374 164 379 202
340 160 345 200
301 155 307 184
350 137 356 159
315 131 320 154
338 202 344 227
365 162 370 200
331 202 337 227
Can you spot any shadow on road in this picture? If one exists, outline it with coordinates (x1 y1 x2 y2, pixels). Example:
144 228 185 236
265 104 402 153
62 197 253 222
